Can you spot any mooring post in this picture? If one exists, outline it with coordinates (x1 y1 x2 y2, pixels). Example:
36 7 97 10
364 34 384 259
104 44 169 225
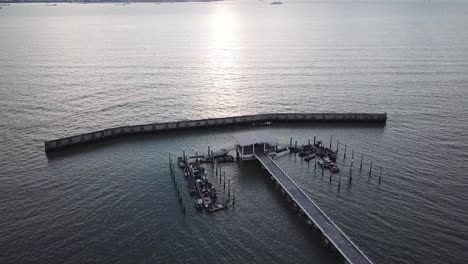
338 174 341 191
360 154 363 171
349 169 353 184
314 136 316 145
329 172 332 184
308 139 310 146
228 180 230 199
336 140 339 153
233 187 236 207
344 144 347 160
183 149 186 163
195 151 198 164
379 167 382 185
352 149 354 160
314 157 317 169
223 172 226 190
322 166 324 176
329 135 332 149
208 146 210 157
219 167 222 184
290 137 293 147
211 150 215 166
295 140 297 149
369 160 373 177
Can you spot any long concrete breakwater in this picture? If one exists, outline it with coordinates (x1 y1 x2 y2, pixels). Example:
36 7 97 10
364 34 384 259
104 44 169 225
44 112 387 153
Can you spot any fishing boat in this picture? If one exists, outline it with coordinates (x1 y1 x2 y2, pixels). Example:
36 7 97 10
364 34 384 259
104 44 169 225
194 199 203 209
208 203 227 212
304 153 316 161
318 160 328 168
329 162 340 173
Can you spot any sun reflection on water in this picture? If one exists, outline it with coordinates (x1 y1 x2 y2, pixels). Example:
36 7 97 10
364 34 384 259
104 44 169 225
194 6 253 117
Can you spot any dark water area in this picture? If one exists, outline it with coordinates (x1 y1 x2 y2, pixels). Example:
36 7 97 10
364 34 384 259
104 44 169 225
1 1 467 264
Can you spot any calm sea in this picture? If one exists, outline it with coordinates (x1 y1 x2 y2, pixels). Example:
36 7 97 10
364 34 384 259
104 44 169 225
0 1 467 263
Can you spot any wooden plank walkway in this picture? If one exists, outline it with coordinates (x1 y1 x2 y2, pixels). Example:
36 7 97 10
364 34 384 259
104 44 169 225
254 150 373 264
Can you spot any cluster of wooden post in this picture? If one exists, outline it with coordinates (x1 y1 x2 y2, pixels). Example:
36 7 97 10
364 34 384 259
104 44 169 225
293 136 385 188
214 163 236 207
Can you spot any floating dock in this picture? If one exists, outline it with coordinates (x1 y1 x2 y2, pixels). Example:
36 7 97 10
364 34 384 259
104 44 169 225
255 150 373 264
44 112 387 153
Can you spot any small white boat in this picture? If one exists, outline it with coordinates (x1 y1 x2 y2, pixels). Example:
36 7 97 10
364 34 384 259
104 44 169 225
270 1 283 5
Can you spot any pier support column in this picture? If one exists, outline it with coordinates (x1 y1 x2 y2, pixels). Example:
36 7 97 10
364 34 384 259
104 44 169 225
360 154 363 171
379 167 383 185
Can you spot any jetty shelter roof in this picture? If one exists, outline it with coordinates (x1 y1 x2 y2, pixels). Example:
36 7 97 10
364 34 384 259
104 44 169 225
234 131 278 146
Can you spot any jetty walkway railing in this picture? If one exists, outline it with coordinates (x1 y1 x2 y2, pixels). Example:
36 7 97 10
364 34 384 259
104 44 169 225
44 112 386 153
254 150 373 264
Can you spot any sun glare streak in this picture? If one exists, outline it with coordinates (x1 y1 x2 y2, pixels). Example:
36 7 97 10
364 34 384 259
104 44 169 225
211 13 236 49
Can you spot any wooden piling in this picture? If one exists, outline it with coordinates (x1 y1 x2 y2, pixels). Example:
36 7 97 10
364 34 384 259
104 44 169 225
295 140 297 149
308 139 311 145
344 144 347 160
183 149 186 163
338 174 341 191
195 151 198 164
290 137 293 147
336 140 339 153
329 135 332 149
208 146 210 157
379 167 382 185
233 187 236 206
360 154 363 171
223 172 226 190
352 149 354 160
369 160 373 177
329 173 332 184
314 136 316 145
228 180 230 199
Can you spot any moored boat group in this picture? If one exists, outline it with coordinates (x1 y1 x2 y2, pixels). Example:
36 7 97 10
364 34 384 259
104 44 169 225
291 141 340 173
182 160 229 212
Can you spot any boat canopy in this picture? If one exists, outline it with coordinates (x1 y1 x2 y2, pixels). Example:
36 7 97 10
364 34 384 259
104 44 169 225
233 131 279 146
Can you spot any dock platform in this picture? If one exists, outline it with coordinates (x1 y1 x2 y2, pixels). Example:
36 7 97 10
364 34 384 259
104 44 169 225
254 150 373 264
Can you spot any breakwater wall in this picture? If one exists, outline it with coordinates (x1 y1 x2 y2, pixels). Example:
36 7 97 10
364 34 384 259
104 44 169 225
44 112 387 153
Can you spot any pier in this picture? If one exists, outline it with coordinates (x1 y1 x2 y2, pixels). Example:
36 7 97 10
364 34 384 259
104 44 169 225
44 112 387 153
254 150 373 264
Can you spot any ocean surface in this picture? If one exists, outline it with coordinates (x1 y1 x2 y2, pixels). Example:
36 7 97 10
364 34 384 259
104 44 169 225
1 1 467 263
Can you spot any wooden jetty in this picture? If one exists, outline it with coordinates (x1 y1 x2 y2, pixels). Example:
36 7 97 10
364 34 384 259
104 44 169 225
254 150 373 264
44 112 386 153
